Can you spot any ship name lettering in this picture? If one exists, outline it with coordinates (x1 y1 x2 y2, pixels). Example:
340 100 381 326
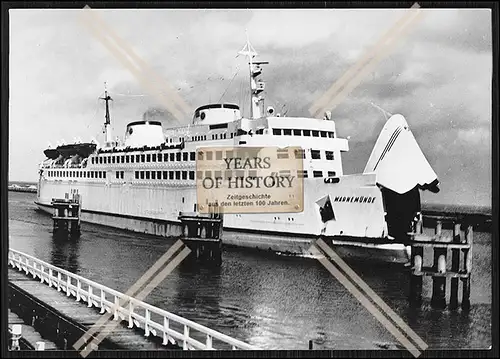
333 196 376 204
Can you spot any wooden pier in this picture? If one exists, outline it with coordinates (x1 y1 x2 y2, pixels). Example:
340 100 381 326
179 207 223 265
51 194 81 238
8 248 256 351
409 214 473 310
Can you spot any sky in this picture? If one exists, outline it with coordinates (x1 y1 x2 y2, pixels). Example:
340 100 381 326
9 8 492 207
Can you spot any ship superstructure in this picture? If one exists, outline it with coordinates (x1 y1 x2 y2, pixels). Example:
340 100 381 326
35 38 439 262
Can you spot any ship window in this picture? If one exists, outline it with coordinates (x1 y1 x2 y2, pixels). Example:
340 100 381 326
163 171 168 179
116 171 119 179
157 170 161 179
147 154 151 162
312 130 319 137
328 131 335 138
164 153 168 161
120 171 124 179
205 170 212 178
189 171 195 180
230 133 234 138
273 129 281 136
99 157 103 164
197 171 203 180
98 171 101 178
214 170 222 178
158 153 162 162
183 153 188 161
311 150 321 159
303 130 311 136
204 135 207 140
176 153 181 161
91 172 94 178
206 151 213 160
152 154 156 162
225 170 232 178
182 171 187 180
328 171 336 177
169 171 174 180
326 151 335 160
226 150 233 158
295 149 306 159
223 133 227 139
131 155 135 163
91 158 95 164
321 131 327 138
216 151 222 160
126 155 130 163
175 171 181 180
136 155 140 162
151 171 156 180
182 197 185 203
248 170 257 177
283 129 292 136
293 129 301 136
313 170 322 178
190 152 195 161
170 153 175 161
140 171 144 179
236 170 244 177
112 156 115 164
146 171 150 180
135 171 139 179
102 157 106 164
256 129 264 135
141 154 145 162
121 155 125 163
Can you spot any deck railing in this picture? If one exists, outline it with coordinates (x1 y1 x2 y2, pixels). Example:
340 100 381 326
8 248 258 351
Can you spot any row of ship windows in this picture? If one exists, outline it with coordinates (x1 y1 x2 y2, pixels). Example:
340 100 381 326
272 129 335 138
91 149 335 164
46 169 336 180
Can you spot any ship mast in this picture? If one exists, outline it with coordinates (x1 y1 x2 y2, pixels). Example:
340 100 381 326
100 82 113 146
238 33 268 119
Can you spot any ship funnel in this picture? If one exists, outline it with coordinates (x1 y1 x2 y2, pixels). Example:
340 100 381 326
364 114 439 194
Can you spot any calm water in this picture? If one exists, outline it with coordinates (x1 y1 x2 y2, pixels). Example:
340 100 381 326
8 192 491 350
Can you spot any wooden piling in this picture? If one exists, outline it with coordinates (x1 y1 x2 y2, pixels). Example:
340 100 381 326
410 216 473 311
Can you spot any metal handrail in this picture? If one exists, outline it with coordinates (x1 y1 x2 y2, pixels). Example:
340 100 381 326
8 248 257 351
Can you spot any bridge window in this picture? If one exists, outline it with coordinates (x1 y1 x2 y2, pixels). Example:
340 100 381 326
328 131 335 138
164 153 169 161
116 171 120 179
140 171 145 179
190 152 195 161
189 171 195 180
104 172 107 179
121 155 125 163
141 154 145 162
151 171 156 180
312 130 319 137
163 171 168 179
147 154 151 162
283 129 292 136
152 154 157 162
175 171 181 180
320 131 327 138
136 155 140 162
293 129 301 136
131 155 135 163
328 171 336 177
146 171 150 180
311 150 321 159
303 130 311 136
256 129 265 135
273 129 281 136
298 170 308 178
183 152 188 161
99 157 102 164
230 133 234 138
313 170 322 178
169 171 174 180
325 151 335 160
158 153 162 162
135 171 139 179
176 153 181 161
182 171 187 180
170 153 175 162
126 155 129 163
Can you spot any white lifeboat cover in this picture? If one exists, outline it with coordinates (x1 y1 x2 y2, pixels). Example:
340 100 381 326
364 114 439 194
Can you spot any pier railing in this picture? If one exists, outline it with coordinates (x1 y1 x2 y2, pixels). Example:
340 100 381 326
8 249 258 351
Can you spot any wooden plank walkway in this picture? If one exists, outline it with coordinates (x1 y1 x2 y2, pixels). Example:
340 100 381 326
8 309 58 350
9 268 168 351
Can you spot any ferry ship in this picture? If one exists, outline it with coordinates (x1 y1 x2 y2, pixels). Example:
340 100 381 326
35 39 440 263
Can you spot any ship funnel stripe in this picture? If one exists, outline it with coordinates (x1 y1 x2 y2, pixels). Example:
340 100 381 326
374 126 402 171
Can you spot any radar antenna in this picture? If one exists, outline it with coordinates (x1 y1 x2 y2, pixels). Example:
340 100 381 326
100 82 113 146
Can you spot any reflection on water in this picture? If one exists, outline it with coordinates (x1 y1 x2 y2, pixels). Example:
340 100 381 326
8 192 491 350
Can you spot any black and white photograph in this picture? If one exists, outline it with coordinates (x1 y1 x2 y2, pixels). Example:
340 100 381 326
5 3 494 356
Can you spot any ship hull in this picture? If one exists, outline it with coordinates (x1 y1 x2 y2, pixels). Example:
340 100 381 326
35 200 409 264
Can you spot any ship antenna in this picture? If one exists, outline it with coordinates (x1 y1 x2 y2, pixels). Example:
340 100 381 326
238 31 268 119
100 82 113 146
